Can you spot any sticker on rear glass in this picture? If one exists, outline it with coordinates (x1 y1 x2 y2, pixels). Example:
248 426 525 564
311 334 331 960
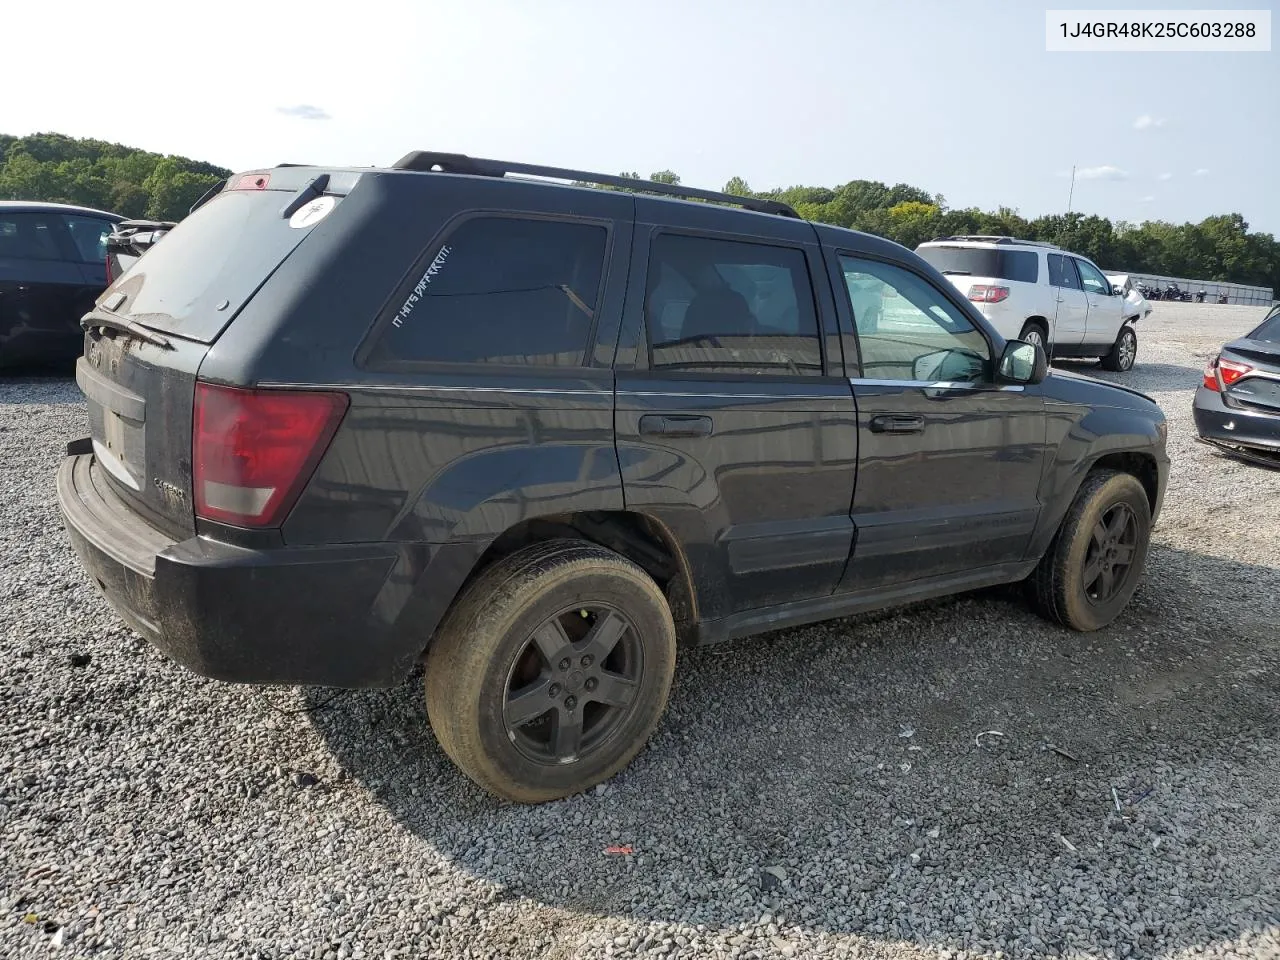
289 195 337 229
392 245 452 328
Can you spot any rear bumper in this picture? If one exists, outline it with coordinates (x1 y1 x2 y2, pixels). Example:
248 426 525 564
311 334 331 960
56 450 476 687
1192 386 1280 457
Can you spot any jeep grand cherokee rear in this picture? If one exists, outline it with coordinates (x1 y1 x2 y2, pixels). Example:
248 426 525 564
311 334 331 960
59 153 1168 805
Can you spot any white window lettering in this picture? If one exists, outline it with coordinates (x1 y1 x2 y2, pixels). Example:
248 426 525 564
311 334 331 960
391 245 452 328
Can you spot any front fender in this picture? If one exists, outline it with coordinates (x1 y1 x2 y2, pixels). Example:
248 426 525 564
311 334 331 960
1030 390 1168 559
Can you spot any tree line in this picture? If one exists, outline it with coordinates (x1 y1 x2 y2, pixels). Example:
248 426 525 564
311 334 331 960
3 134 1275 292
599 171 1279 293
0 133 229 223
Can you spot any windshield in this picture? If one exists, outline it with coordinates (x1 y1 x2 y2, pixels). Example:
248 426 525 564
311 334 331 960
917 246 1039 284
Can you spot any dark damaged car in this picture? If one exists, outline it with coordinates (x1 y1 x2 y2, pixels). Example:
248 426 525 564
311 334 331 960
57 154 1168 803
1195 304 1280 467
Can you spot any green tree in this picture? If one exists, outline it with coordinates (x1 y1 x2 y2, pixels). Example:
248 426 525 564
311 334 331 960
0 132 230 220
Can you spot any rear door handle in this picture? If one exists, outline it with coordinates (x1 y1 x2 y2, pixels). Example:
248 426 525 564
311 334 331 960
869 414 924 434
639 414 714 438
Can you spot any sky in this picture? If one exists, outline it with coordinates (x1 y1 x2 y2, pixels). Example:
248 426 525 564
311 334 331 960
4 0 1278 232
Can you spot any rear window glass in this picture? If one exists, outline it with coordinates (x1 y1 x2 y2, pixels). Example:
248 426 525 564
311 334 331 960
917 246 1038 284
1250 307 1280 343
114 189 314 343
366 216 608 367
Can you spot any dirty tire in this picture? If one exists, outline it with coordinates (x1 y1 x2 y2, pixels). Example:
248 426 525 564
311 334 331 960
1027 470 1152 631
1100 325 1138 371
424 539 676 803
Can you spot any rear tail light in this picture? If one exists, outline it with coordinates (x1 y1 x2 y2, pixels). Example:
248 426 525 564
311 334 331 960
1202 357 1219 390
193 383 348 528
104 251 113 286
1202 356 1254 391
967 284 1010 304
1218 358 1253 386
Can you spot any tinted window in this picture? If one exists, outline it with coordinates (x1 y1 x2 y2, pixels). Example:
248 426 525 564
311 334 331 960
1047 254 1081 290
64 215 113 263
1249 307 1280 343
371 217 607 367
0 213 63 261
840 256 990 382
645 234 822 374
916 246 1039 283
1073 258 1110 295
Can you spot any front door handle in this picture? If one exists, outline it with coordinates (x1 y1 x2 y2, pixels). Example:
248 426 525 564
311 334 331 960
639 414 714 438
869 414 924 434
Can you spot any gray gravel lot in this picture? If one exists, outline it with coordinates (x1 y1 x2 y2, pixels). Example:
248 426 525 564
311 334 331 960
2 302 1278 960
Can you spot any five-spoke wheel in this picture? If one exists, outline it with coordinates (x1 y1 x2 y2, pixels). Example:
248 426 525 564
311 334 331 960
425 540 676 803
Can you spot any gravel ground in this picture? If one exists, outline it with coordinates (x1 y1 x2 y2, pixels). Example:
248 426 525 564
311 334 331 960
2 302 1278 960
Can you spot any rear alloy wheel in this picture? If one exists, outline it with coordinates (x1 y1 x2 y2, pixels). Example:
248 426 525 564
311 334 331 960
1027 470 1152 631
424 540 676 803
1101 325 1138 371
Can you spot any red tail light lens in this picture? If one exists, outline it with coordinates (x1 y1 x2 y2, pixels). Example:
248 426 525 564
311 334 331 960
967 284 1010 304
1202 357 1219 390
1203 356 1254 391
1218 358 1253 386
193 383 348 528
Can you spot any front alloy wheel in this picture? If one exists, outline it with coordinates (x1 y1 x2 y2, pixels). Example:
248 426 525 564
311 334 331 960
1027 469 1152 631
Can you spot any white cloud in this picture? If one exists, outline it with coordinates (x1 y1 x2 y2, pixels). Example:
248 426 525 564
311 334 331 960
1193 168 1210 176
1139 195 1156 202
1157 172 1173 181
276 104 331 121
1134 114 1166 131
1075 165 1129 181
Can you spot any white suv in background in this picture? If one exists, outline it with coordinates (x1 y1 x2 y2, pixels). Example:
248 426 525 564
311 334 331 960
915 236 1138 372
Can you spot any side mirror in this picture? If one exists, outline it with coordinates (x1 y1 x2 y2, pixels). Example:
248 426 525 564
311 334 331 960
1112 285 1123 295
997 339 1048 385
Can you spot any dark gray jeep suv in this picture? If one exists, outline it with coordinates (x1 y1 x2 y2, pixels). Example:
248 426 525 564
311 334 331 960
57 153 1169 802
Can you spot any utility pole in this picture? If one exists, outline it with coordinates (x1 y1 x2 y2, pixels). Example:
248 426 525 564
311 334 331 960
1067 164 1076 214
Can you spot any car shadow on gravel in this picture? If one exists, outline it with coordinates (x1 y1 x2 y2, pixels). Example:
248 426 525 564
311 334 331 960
305 542 1280 956
1052 359 1205 392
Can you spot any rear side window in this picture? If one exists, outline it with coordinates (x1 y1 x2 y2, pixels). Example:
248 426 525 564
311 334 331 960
1047 254 1081 290
0 213 63 261
64 215 113 263
916 246 1039 284
644 234 822 375
368 216 607 367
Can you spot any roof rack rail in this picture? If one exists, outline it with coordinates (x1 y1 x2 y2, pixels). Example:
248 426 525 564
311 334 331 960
929 234 1061 249
390 151 800 219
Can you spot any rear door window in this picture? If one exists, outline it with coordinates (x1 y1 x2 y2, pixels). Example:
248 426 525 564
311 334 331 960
644 234 822 374
916 246 1039 283
1048 254 1081 290
366 216 608 367
0 213 64 261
